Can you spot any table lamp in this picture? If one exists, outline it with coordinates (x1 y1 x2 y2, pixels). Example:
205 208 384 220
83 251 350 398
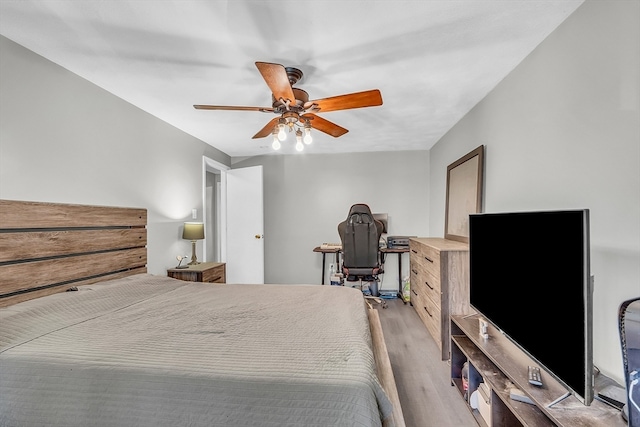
182 222 204 265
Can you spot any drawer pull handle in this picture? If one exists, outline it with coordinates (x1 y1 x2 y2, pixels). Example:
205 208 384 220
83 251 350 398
423 306 433 317
425 281 434 290
411 269 418 275
412 289 418 296
411 249 417 254
424 256 434 263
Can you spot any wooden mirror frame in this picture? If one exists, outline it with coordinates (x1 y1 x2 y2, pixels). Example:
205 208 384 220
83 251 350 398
444 145 484 243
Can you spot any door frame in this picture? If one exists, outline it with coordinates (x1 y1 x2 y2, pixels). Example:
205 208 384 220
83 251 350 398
202 156 230 263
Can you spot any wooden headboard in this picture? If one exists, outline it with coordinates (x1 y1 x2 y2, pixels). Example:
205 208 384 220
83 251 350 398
0 200 147 307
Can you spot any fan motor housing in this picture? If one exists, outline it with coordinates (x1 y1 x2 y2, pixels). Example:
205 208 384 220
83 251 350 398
285 67 303 85
272 88 308 113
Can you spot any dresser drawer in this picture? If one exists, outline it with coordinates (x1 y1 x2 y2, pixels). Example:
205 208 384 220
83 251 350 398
420 273 442 307
421 265 441 295
411 242 441 277
410 266 436 300
413 290 442 349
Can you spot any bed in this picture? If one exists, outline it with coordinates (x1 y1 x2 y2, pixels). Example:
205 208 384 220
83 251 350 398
0 199 405 427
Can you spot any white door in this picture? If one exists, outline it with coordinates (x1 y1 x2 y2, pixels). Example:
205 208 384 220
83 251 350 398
224 165 264 284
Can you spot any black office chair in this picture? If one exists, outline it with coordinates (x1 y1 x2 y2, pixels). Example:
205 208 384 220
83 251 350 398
338 203 384 296
619 297 640 426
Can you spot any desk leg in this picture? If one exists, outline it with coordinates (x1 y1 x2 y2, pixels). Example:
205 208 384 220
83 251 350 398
321 253 326 285
397 253 403 300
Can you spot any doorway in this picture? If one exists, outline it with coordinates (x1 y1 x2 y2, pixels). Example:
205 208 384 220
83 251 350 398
202 156 265 284
202 156 229 264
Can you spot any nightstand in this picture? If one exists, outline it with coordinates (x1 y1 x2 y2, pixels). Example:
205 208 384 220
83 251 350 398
167 262 226 283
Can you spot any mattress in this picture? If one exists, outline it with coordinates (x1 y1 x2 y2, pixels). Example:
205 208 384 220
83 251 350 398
0 274 392 426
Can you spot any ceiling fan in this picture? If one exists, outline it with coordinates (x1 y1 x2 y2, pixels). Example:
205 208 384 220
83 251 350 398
194 62 383 151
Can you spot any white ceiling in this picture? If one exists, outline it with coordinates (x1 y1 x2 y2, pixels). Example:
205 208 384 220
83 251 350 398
0 0 584 158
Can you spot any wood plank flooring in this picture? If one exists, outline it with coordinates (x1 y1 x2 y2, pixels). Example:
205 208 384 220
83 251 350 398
375 298 478 427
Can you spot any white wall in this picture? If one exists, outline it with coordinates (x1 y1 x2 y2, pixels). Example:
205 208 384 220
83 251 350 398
233 151 430 290
0 35 231 274
429 0 639 385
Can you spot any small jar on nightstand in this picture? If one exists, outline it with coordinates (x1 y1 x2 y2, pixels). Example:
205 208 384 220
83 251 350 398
167 262 226 283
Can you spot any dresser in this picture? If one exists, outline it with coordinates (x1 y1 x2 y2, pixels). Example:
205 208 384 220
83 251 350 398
409 237 471 360
167 262 226 283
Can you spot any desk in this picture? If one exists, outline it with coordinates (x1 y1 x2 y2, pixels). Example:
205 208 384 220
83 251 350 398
313 246 342 285
313 246 410 295
380 247 410 300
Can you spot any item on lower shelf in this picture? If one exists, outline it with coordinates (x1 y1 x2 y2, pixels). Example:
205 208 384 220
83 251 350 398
401 276 410 302
477 382 492 425
462 362 469 393
378 291 398 299
509 386 535 405
469 390 479 409
330 275 342 286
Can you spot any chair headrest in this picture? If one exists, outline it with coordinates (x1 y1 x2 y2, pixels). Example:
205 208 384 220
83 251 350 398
346 203 373 217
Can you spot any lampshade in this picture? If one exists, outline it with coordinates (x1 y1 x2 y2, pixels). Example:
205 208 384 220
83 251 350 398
182 222 204 240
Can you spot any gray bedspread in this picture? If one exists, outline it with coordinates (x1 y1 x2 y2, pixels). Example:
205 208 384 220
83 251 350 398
0 274 392 426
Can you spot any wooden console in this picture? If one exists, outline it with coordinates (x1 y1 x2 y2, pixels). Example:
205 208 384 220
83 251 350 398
450 314 626 427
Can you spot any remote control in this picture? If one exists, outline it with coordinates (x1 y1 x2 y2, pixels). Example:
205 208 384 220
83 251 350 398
528 366 543 386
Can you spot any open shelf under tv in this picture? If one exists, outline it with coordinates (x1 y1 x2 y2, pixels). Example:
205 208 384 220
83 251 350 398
450 313 625 427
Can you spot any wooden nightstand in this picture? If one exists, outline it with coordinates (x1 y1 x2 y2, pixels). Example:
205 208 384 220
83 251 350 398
167 262 226 283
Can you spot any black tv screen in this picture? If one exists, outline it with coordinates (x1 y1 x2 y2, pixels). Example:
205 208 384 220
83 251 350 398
469 209 593 405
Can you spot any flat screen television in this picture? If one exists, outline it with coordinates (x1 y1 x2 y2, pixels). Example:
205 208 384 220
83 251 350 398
468 209 594 405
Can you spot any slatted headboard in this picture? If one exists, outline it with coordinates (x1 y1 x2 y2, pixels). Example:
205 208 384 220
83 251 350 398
0 200 147 307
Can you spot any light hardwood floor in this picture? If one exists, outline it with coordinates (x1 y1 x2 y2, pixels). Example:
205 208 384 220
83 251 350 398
375 298 478 427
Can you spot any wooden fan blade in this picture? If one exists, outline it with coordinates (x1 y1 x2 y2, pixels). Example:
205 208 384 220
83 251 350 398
252 117 280 139
301 114 348 138
194 105 274 112
255 62 296 105
304 89 383 113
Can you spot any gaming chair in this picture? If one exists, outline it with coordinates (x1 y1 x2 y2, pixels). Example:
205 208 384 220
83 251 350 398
337 203 384 294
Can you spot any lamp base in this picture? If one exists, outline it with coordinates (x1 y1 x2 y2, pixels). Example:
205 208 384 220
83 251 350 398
188 240 200 265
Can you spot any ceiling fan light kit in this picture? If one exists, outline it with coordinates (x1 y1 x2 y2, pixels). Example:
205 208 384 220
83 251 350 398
194 62 383 152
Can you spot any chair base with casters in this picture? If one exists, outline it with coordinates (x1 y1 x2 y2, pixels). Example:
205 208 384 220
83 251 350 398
364 295 387 309
341 273 388 308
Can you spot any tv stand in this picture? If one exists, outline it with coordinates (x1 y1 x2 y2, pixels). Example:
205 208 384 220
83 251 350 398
450 314 626 427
